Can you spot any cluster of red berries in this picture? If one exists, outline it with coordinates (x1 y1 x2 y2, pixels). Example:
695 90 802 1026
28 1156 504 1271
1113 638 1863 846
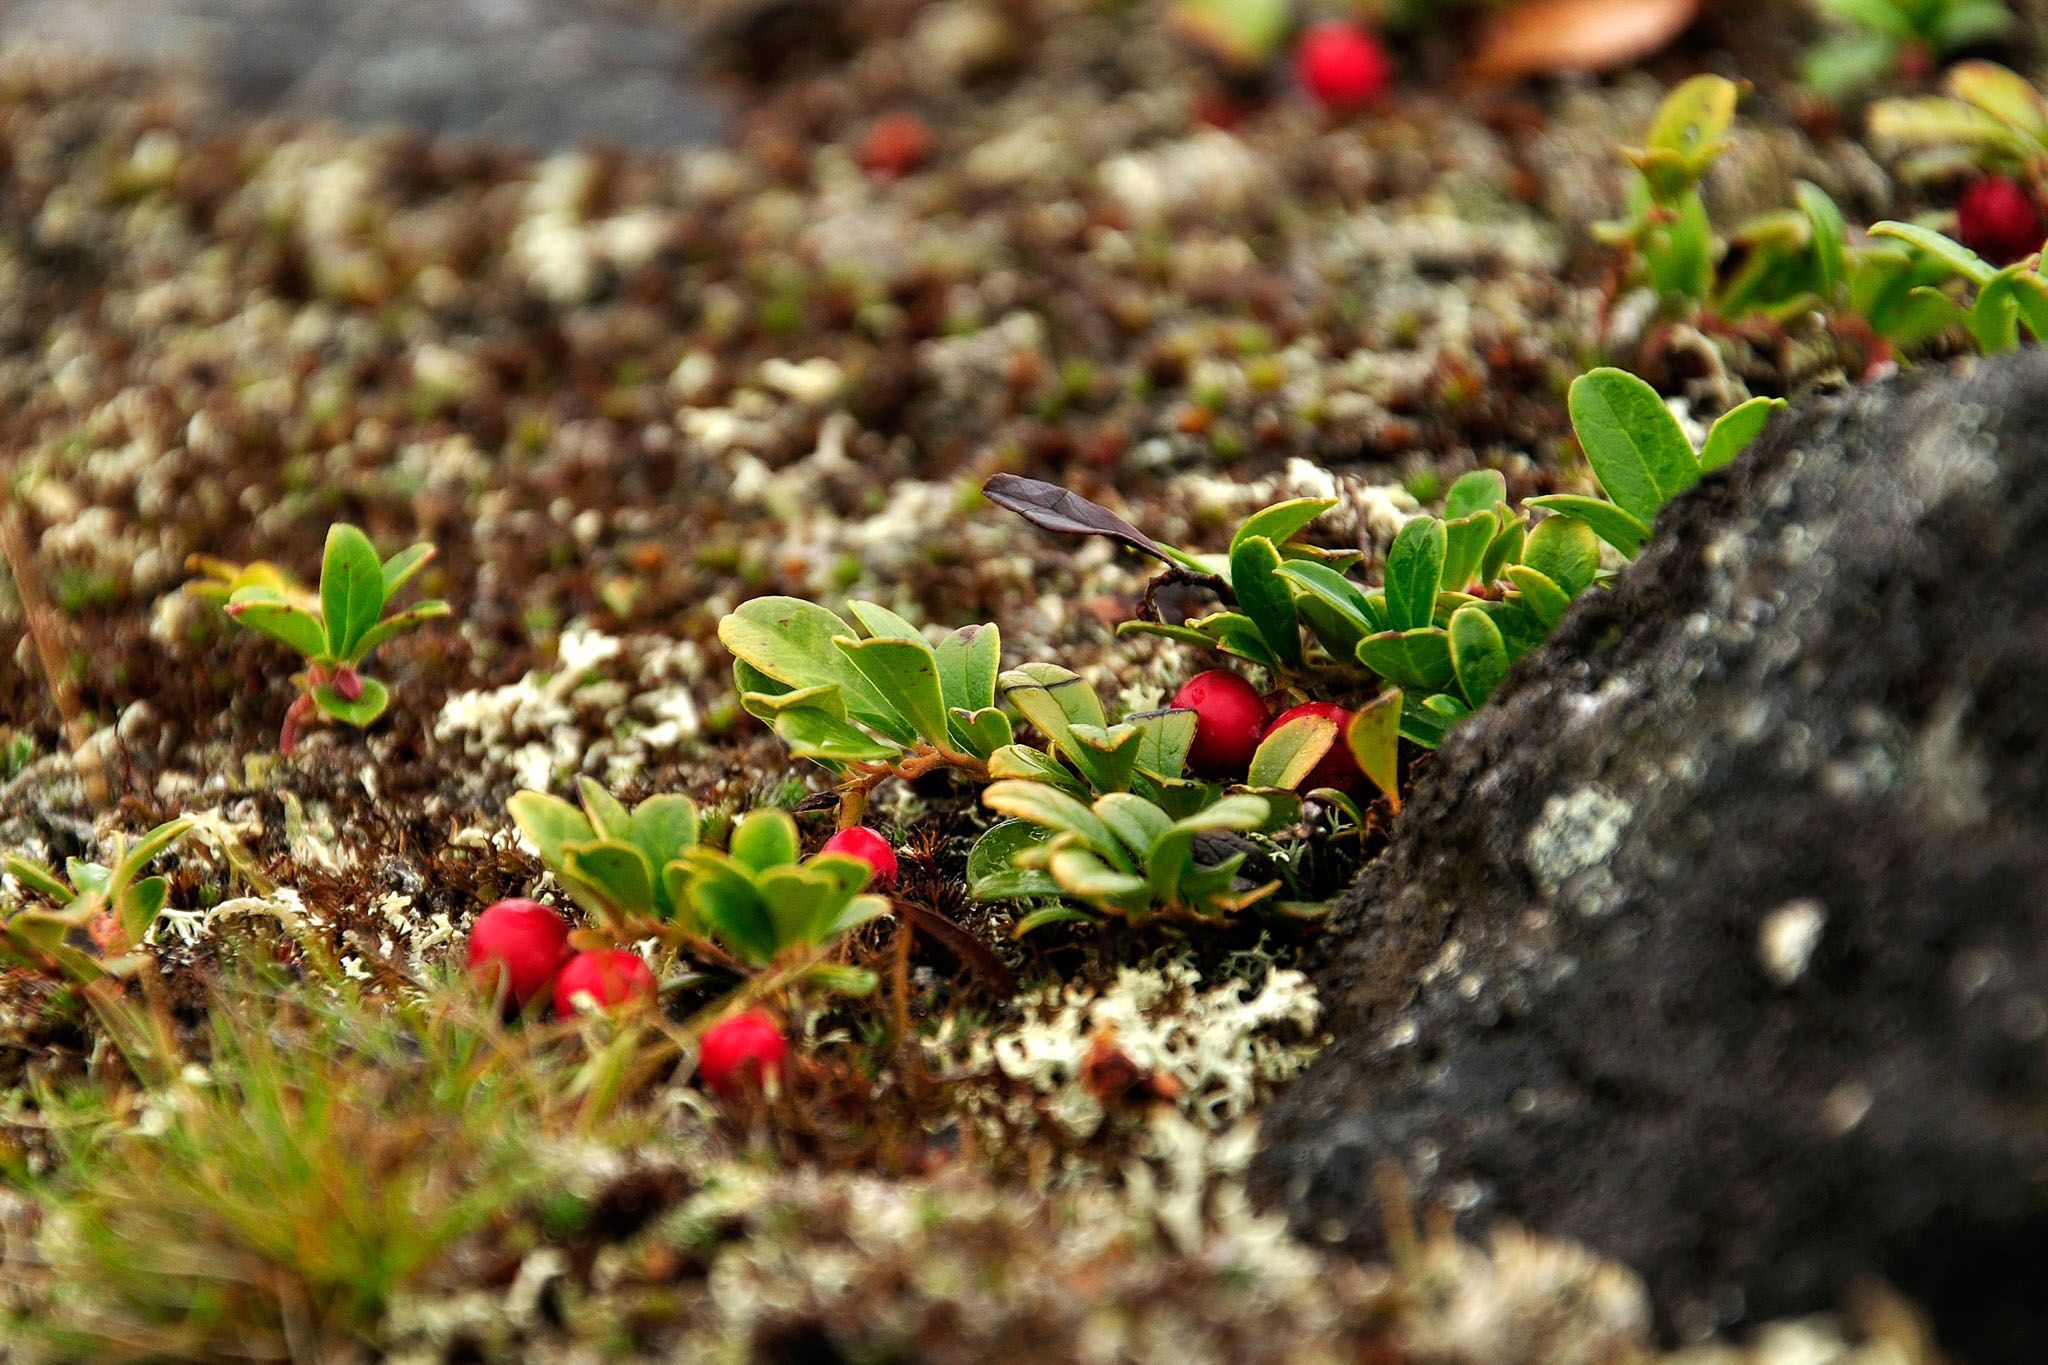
1169 669 1363 791
463 825 899 1094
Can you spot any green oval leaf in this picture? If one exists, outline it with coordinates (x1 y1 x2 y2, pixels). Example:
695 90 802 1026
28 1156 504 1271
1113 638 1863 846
1448 606 1510 708
1346 691 1403 808
1568 368 1700 523
1521 515 1601 596
1523 496 1652 558
1246 715 1336 791
320 524 385 661
1384 517 1447 633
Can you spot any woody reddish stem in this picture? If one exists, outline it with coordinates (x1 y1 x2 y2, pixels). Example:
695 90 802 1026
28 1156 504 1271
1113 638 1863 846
1 504 110 808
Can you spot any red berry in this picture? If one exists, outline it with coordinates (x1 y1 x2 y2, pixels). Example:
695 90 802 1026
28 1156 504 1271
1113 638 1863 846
465 899 570 1008
1293 21 1392 110
1957 176 2042 266
1172 670 1269 776
552 949 657 1018
820 826 898 887
698 1008 788 1095
1265 701 1362 792
861 112 932 178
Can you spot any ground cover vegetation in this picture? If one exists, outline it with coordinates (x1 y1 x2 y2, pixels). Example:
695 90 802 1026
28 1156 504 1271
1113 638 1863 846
0 0 2037 1357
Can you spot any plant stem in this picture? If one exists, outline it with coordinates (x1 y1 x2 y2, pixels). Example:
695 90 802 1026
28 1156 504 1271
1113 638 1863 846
0 503 110 808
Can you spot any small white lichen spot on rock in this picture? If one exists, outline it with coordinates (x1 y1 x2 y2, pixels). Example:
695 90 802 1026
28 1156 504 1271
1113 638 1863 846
1757 899 1826 987
1522 785 1632 902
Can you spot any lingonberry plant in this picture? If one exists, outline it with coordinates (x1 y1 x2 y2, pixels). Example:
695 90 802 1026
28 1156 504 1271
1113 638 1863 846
1805 0 2010 99
507 780 888 991
3 817 193 985
205 524 448 754
1866 218 2048 349
967 784 1279 933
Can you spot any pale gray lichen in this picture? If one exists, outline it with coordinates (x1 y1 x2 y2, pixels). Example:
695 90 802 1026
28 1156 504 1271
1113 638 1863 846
1522 785 1633 905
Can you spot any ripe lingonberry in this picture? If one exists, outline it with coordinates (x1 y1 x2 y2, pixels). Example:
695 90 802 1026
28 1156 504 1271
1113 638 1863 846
1266 701 1361 792
1957 176 2042 266
862 112 932 178
465 899 570 1008
821 826 899 887
1173 670 1269 776
552 949 657 1017
698 1009 788 1095
1294 21 1392 110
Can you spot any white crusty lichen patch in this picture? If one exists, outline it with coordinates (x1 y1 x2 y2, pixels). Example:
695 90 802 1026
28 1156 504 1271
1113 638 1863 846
433 624 707 790
939 956 1323 1143
1522 784 1633 910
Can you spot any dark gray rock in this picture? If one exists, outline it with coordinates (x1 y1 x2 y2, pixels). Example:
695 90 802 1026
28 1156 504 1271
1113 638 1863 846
0 0 726 147
1255 351 2048 1362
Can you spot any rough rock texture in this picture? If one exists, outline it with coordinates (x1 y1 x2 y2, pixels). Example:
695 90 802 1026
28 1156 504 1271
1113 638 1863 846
1255 352 2048 1363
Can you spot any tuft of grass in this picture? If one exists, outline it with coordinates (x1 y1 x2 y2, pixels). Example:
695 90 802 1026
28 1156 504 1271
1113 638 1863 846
6 971 651 1362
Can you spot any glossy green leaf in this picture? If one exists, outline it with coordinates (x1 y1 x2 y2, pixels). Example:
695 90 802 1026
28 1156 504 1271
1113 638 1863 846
1440 509 1499 594
1946 60 2042 137
1048 846 1149 904
1229 534 1301 666
1384 517 1447 633
628 796 699 912
1145 794 1270 907
379 543 435 596
1129 707 1198 779
1643 74 1738 186
1246 715 1336 791
1061 722 1143 794
563 838 655 917
1356 626 1454 692
320 523 386 661
1346 691 1403 807
1013 906 1098 935
1443 469 1508 519
508 790 596 870
966 819 1058 899
1506 565 1574 630
578 776 633 840
348 600 450 663
1478 517 1526 587
773 706 899 766
719 597 913 746
4 856 72 903
844 599 924 641
987 743 1084 789
1092 792 1175 862
935 622 1001 715
1569 368 1700 523
1796 181 1849 298
982 780 1126 867
224 589 329 660
1699 396 1786 472
312 677 389 728
681 851 777 964
1230 497 1336 553
1870 220 1997 286
950 705 1014 759
1449 606 1511 708
729 808 800 873
835 634 951 749
1522 515 1600 596
1523 495 1651 558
